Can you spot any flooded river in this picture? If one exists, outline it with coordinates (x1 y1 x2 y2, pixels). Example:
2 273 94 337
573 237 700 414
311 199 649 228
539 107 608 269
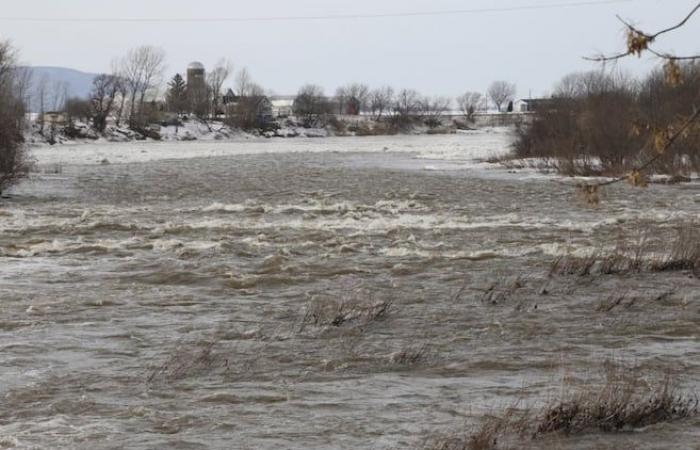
1 132 699 449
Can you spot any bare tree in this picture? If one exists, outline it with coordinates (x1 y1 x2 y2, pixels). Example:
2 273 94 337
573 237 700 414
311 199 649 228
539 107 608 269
64 97 92 128
488 81 517 112
114 78 128 127
456 91 486 122
390 89 422 128
207 58 233 117
36 74 49 134
235 68 253 97
227 82 270 130
293 84 331 127
121 46 166 128
553 71 628 98
393 89 422 116
334 86 348 115
109 60 128 127
421 96 451 127
334 83 371 115
369 86 394 120
346 83 370 114
90 74 120 132
13 66 33 115
0 40 27 195
51 80 68 112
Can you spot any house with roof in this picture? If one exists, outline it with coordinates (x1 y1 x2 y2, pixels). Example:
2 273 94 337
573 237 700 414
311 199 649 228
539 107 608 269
269 96 295 118
516 98 563 113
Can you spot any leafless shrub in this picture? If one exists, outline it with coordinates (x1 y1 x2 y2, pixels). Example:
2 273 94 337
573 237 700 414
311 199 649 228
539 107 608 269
512 65 700 177
550 254 599 276
389 344 429 366
389 88 422 130
421 96 451 128
301 293 393 330
551 226 699 276
424 365 697 449
533 367 698 437
551 251 638 276
293 84 333 128
480 275 527 305
485 155 558 173
327 115 348 135
147 339 230 383
595 291 636 312
650 225 700 273
575 183 602 205
423 407 526 450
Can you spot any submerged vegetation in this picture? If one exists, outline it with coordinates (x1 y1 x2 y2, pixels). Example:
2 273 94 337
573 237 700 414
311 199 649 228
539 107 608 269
425 364 698 450
300 293 393 330
550 225 700 277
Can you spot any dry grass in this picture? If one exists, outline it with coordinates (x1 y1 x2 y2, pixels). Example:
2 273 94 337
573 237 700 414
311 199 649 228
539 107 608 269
550 226 700 277
480 275 527 305
550 253 600 276
484 156 559 174
533 367 698 437
147 339 230 383
423 408 525 450
423 365 698 450
389 344 429 366
595 291 637 312
650 226 700 272
300 293 393 329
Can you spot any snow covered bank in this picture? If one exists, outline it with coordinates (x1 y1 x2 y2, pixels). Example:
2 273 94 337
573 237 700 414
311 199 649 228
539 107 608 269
29 128 514 169
25 119 337 147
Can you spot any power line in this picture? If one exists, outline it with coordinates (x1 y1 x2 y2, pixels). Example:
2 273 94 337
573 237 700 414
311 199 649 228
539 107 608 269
0 0 643 24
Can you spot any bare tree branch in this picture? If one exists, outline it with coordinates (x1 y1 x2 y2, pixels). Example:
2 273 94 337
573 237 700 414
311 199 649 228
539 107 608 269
586 2 700 62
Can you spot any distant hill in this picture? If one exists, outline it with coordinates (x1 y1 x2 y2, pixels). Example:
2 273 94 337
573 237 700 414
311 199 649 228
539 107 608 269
22 66 99 112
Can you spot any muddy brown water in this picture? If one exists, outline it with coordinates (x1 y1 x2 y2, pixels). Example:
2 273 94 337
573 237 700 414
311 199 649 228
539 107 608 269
1 135 699 449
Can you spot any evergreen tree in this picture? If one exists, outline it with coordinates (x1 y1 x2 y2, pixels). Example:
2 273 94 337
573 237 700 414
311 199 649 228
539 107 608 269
166 74 188 114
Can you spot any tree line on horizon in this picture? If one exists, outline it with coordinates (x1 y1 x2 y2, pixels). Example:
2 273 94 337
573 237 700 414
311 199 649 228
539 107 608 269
23 45 521 134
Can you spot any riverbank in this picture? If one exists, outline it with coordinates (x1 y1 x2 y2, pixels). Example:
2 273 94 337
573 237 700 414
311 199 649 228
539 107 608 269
25 115 469 148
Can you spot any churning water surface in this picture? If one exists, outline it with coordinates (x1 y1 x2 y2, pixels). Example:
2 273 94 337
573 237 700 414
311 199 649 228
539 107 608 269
1 132 699 449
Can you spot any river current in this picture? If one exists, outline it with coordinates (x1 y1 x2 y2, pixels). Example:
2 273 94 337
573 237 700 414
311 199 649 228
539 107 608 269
1 132 699 449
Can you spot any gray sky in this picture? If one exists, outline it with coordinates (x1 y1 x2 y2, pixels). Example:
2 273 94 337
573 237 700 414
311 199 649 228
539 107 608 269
0 0 696 97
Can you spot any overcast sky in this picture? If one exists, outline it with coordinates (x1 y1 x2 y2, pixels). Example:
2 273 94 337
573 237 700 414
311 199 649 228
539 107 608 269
0 0 696 97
